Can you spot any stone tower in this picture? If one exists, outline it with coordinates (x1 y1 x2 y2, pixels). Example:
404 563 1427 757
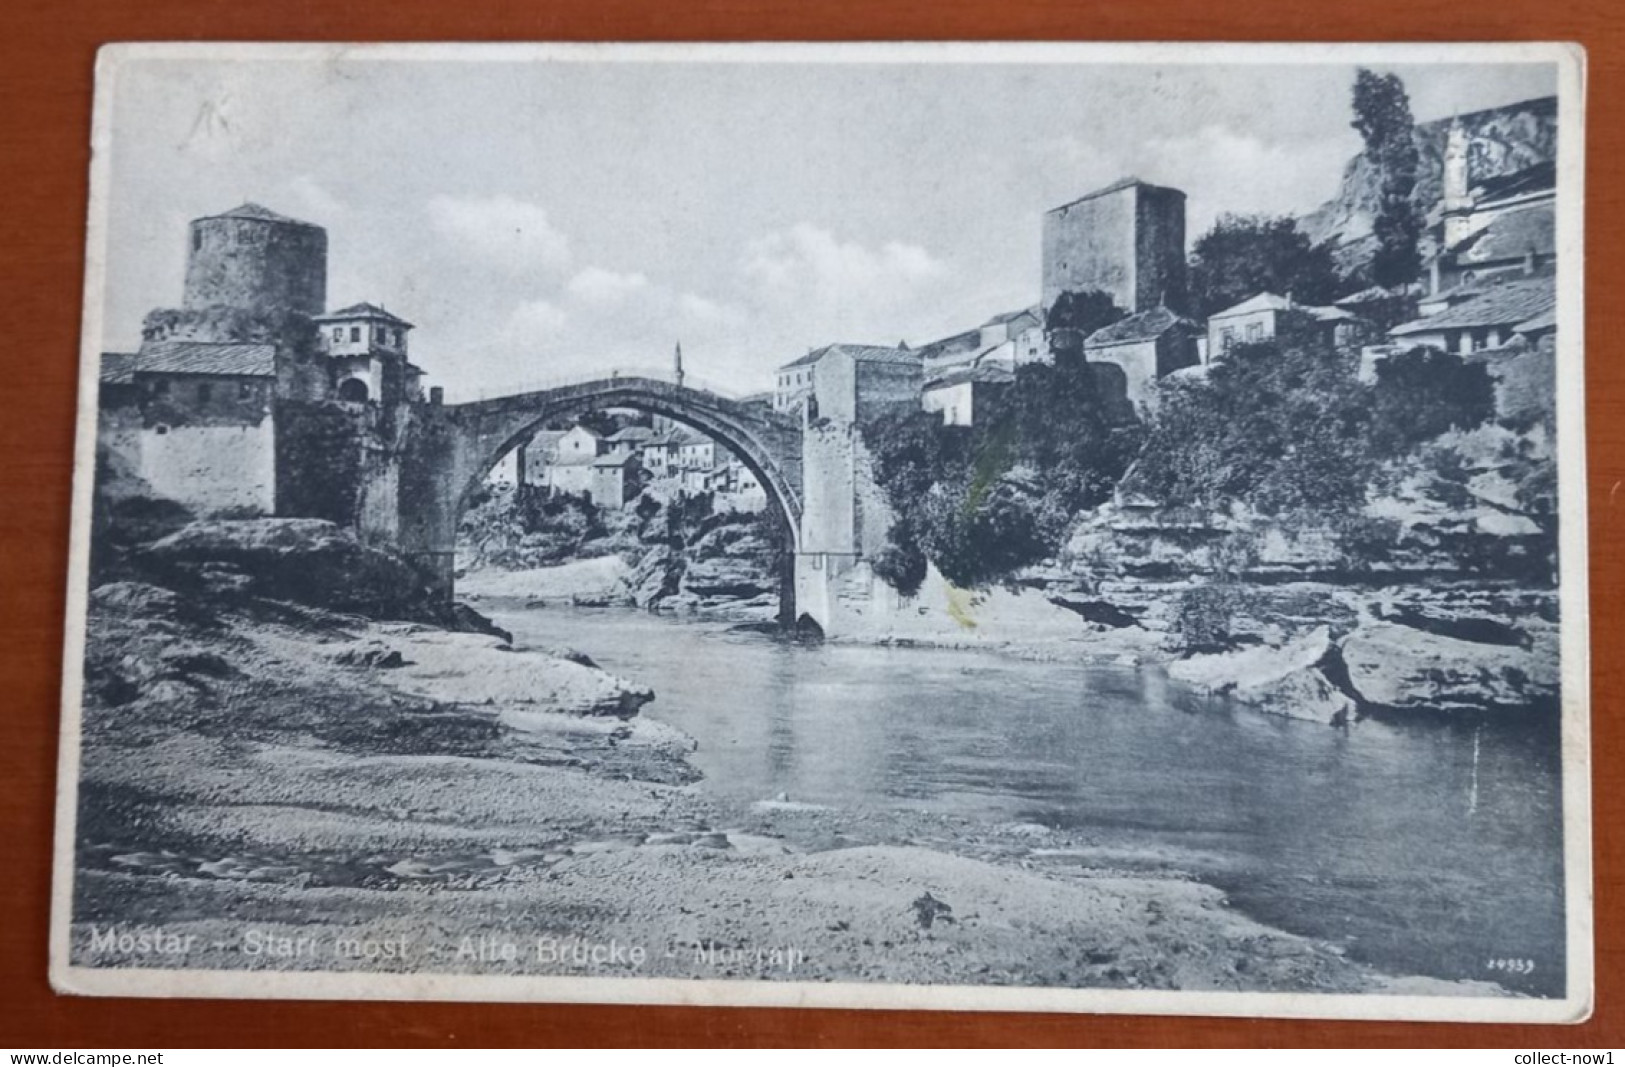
1041 178 1187 316
183 203 328 316
1441 119 1475 251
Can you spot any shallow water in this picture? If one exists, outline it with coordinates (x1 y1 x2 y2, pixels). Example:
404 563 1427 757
490 602 1567 996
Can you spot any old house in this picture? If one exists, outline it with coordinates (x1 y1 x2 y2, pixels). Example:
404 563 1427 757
1429 118 1556 297
1206 292 1372 359
99 340 280 515
1082 305 1202 411
672 428 717 472
920 363 1014 427
515 429 567 487
313 303 425 405
1387 276 1556 356
773 353 819 414
589 452 641 509
918 308 1047 383
774 343 922 426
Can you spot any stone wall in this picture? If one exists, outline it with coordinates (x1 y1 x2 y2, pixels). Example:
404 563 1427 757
1041 182 1187 314
184 215 328 317
138 421 276 515
273 400 375 524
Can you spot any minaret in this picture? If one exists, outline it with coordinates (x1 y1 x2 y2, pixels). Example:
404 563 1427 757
673 341 685 389
1442 117 1474 251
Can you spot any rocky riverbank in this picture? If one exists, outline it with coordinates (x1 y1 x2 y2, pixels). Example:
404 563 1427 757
67 520 1510 996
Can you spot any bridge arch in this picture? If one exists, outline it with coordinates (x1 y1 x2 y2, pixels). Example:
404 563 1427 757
397 377 806 624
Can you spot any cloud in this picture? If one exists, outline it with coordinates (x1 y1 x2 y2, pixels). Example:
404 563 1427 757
427 194 572 275
283 176 347 223
565 266 651 305
738 223 951 350
744 223 946 303
1041 125 1350 238
504 298 569 338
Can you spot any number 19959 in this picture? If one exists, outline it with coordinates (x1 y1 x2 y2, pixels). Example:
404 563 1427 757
1486 957 1536 974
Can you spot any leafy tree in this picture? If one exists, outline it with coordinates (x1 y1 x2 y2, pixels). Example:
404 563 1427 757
1352 68 1424 288
1045 289 1125 361
1187 214 1343 318
1129 336 1373 515
863 345 1141 591
1369 346 1495 456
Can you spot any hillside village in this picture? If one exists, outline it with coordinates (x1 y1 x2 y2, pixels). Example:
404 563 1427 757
92 88 1562 662
66 62 1574 1006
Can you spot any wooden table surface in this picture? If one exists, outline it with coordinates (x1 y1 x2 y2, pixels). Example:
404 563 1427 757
0 0 1618 1048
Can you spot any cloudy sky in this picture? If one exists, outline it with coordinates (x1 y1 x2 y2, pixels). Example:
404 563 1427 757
95 47 1558 398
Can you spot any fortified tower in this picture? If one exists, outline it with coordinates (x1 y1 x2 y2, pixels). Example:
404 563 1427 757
183 203 328 316
1041 178 1187 315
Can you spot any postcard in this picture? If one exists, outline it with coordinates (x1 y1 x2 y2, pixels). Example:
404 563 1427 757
52 42 1590 1021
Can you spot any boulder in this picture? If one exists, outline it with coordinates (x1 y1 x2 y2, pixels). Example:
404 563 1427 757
1169 626 1355 725
679 556 775 599
629 545 682 608
139 519 440 621
1340 620 1558 713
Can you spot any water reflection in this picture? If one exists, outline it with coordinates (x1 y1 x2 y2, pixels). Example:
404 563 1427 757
492 604 1565 996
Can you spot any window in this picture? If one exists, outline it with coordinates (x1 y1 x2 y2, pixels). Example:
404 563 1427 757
1221 328 1236 352
198 383 213 403
239 382 253 399
192 230 202 252
350 326 361 343
376 325 387 344
1246 322 1263 343
333 327 343 343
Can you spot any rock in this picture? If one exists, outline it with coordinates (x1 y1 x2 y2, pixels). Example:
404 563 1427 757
629 545 682 608
679 556 775 599
450 602 512 643
1047 596 1139 629
1340 621 1558 713
89 581 211 626
139 519 440 621
333 645 407 669
1169 626 1355 725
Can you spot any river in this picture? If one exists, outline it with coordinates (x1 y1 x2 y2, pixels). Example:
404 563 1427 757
487 601 1567 997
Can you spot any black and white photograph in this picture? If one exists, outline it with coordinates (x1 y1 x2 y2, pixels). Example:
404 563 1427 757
51 43 1589 1021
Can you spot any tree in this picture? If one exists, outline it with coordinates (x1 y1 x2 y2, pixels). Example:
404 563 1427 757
1129 335 1373 515
1352 68 1424 288
1369 346 1495 457
1187 214 1343 318
1045 289 1125 361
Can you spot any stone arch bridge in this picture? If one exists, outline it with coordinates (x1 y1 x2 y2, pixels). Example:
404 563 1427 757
355 376 866 631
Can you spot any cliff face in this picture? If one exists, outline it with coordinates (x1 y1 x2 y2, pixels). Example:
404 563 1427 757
1300 95 1559 273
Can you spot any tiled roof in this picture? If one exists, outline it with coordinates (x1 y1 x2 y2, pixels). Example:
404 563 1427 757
780 343 919 370
1210 292 1294 318
1515 308 1557 334
924 363 1015 390
1085 306 1201 347
1474 162 1555 208
592 453 636 468
981 307 1041 328
99 352 139 384
1047 177 1181 215
915 329 982 364
1391 277 1556 335
314 302 416 328
1452 203 1555 266
196 203 320 228
134 341 277 377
